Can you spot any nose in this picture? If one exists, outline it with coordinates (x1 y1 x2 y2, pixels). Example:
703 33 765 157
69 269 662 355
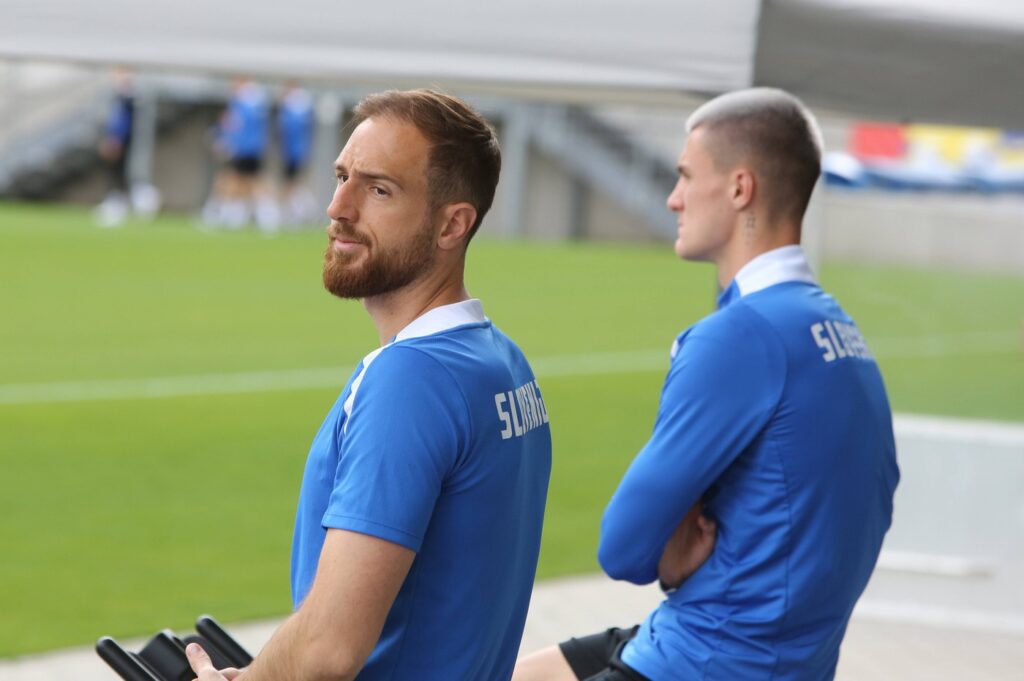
326 178 358 224
666 178 684 213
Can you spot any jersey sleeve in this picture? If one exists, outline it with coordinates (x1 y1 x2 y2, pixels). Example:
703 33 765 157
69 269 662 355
597 309 787 584
323 345 468 552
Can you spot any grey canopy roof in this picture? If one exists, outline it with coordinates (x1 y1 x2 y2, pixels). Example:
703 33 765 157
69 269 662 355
2 0 1022 127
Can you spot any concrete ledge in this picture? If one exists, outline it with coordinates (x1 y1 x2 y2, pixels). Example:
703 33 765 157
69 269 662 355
4 573 1024 680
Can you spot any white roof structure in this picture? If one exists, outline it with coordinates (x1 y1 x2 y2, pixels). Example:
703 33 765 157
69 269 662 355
2 0 1022 126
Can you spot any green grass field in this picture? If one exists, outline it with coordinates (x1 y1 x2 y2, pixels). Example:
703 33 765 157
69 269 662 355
2 202 1022 657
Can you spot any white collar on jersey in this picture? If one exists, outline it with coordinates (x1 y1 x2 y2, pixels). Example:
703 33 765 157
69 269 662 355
732 245 817 298
394 298 487 342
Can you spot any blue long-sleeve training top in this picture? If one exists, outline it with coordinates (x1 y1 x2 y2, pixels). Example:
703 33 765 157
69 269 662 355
600 246 899 681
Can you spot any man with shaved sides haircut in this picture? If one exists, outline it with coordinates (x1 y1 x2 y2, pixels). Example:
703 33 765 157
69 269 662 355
515 88 898 680
187 89 551 681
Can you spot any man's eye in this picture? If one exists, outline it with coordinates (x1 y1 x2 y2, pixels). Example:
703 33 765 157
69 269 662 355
371 186 389 197
336 174 348 184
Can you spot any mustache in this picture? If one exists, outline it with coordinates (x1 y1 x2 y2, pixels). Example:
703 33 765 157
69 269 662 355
327 222 368 245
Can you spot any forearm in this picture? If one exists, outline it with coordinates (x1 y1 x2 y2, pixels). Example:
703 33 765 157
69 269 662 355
237 609 360 681
598 440 705 584
234 530 411 681
598 480 667 584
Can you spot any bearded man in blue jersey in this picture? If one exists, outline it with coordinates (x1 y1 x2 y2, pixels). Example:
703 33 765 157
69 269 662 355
187 89 552 681
515 89 899 681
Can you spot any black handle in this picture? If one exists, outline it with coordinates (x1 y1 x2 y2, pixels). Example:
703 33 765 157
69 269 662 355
195 615 253 667
96 637 162 681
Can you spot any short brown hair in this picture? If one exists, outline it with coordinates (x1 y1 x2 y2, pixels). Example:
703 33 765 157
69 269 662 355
353 89 501 240
687 88 822 223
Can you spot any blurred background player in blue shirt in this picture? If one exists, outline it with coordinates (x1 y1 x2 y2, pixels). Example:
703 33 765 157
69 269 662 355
514 88 899 681
94 68 135 226
203 78 275 230
276 82 317 226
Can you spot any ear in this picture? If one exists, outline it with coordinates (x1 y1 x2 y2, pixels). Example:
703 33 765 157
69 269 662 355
436 202 477 251
730 167 755 212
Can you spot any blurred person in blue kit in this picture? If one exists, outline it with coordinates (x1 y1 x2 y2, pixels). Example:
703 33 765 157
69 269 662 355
185 89 551 681
96 69 133 220
202 78 277 230
277 82 318 226
514 88 900 681
94 68 160 226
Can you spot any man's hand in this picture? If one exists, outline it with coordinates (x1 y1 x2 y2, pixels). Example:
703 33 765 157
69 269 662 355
657 502 717 591
186 642 243 681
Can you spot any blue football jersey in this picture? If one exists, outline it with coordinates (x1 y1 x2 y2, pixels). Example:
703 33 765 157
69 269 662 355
291 299 552 681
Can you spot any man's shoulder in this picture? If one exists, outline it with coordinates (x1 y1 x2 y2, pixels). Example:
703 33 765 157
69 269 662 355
671 302 788 375
685 298 778 343
701 282 851 339
345 345 469 435
361 326 511 392
361 342 458 388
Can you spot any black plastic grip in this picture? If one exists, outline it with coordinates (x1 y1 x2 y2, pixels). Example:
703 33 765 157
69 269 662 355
195 615 253 668
96 637 162 681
